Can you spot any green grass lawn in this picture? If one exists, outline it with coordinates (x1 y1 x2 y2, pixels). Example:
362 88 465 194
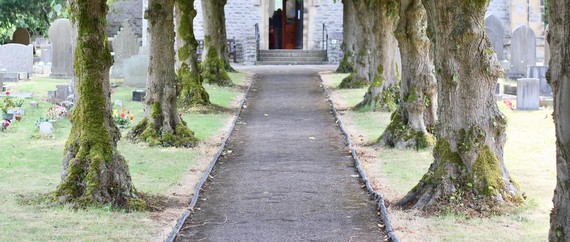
321 72 556 241
0 73 247 241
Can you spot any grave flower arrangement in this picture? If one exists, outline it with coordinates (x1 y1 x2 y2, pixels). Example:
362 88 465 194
45 104 69 120
113 108 134 128
1 118 11 132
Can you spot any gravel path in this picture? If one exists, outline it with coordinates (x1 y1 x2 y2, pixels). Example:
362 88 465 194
176 66 384 241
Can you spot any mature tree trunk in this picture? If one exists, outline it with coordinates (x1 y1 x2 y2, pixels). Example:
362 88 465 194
335 0 356 74
352 0 400 111
548 1 570 240
398 0 524 212
378 0 437 149
128 0 197 148
54 0 144 210
175 0 210 107
200 0 233 86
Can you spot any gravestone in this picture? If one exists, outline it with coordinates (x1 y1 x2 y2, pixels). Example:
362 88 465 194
123 47 149 87
517 78 540 110
485 15 505 60
40 45 52 63
0 44 34 74
510 25 536 78
39 122 54 135
544 25 550 65
56 85 72 101
49 19 74 78
12 28 30 45
132 90 145 101
111 22 140 78
527 65 551 96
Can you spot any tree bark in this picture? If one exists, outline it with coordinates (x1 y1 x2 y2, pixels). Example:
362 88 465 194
548 0 570 240
200 0 233 86
175 0 210 107
129 0 197 148
55 0 144 210
398 0 523 212
352 0 400 111
335 0 356 74
378 0 437 149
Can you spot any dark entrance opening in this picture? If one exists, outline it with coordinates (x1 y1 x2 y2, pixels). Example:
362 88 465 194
269 0 303 49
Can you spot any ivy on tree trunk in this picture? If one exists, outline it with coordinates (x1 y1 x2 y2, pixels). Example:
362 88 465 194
54 0 144 210
378 0 437 149
547 0 570 240
397 0 523 212
175 0 210 107
200 0 233 86
128 0 198 148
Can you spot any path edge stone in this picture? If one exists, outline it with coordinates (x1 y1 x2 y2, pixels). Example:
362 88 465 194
166 74 255 242
319 72 400 242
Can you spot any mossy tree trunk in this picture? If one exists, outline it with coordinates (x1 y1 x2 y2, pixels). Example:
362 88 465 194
175 0 210 107
397 0 523 211
353 0 400 112
335 0 356 74
201 0 233 86
55 0 144 210
548 1 570 240
128 0 197 148
338 0 376 89
378 0 437 149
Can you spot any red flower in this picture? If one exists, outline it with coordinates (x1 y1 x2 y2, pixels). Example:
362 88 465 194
120 113 125 118
5 91 10 95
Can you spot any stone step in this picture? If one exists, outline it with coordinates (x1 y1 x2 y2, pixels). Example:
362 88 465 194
259 49 326 54
259 52 326 58
258 56 326 62
256 60 329 65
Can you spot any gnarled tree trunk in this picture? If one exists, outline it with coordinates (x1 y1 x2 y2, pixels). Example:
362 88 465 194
398 0 523 211
201 0 233 86
335 0 356 74
548 1 570 240
175 0 210 107
129 0 197 148
352 0 400 111
55 0 144 210
378 0 437 149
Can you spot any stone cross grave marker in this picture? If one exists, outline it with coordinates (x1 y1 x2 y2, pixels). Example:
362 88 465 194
49 19 74 78
112 22 140 78
510 25 536 78
484 14 505 61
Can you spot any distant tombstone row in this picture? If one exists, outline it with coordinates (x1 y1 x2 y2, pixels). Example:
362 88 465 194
48 19 74 78
111 22 139 78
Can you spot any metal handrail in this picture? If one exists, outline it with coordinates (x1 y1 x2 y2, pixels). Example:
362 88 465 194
322 23 329 62
254 23 260 62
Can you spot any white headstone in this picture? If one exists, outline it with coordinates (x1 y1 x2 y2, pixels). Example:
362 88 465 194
0 44 34 73
510 25 537 78
516 78 540 110
112 22 140 78
48 19 74 78
39 122 54 135
124 47 149 88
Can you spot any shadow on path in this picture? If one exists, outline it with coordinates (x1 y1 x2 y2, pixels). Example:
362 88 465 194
176 65 384 241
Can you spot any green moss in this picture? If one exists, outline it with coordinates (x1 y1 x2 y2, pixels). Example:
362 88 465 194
472 145 504 196
406 89 417 103
150 102 161 119
416 131 436 149
201 47 233 87
336 51 354 73
458 126 485 154
338 72 368 89
127 198 147 211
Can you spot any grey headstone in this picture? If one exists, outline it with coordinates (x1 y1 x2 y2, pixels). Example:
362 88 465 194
56 84 72 101
485 15 505 60
49 19 74 78
510 26 536 78
12 28 30 45
114 100 123 107
47 91 56 102
111 22 140 78
516 78 540 110
123 53 148 88
0 44 34 74
39 122 54 134
527 65 551 96
40 45 52 63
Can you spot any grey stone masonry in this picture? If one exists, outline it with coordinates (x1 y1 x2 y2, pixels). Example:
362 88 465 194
516 78 540 110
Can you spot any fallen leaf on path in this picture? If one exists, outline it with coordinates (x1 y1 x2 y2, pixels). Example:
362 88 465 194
309 136 316 140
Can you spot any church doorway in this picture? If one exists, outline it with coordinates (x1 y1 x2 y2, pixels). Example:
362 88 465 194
269 0 304 49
